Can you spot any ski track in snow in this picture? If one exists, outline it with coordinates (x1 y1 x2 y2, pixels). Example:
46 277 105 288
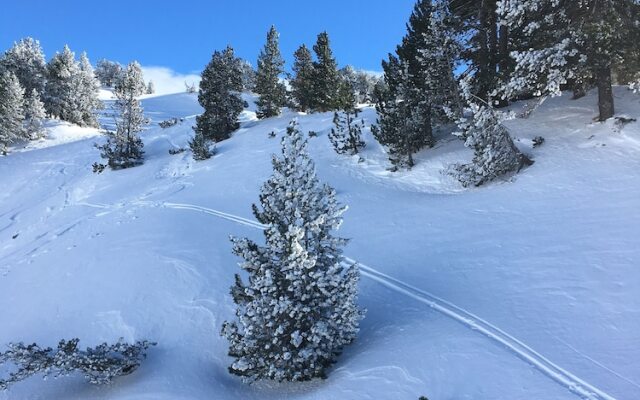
157 201 616 400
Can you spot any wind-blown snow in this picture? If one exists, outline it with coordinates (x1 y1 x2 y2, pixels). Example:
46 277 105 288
0 88 638 400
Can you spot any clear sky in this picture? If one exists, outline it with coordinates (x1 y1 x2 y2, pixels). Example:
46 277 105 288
1 0 416 75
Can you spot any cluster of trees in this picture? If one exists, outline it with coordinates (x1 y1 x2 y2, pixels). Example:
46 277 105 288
190 26 380 161
0 38 102 153
96 58 154 94
371 0 640 186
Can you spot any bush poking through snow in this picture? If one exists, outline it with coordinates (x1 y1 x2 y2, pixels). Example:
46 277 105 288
0 338 155 390
532 136 545 148
222 120 362 382
159 118 180 129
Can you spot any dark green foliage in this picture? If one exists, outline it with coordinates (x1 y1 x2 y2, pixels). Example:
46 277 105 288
290 45 315 112
373 55 431 169
189 130 213 161
311 32 341 112
194 46 244 143
0 338 155 390
329 110 365 156
255 26 288 119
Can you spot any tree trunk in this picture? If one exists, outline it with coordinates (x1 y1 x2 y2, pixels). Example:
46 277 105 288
596 65 614 121
496 23 510 107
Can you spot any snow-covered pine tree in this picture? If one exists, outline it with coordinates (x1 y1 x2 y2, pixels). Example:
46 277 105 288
97 62 147 169
418 0 463 122
329 75 365 155
449 77 532 187
0 71 25 153
239 60 257 92
94 59 123 87
44 45 81 123
311 32 341 112
255 26 288 119
146 80 155 94
290 45 315 112
222 120 362 382
0 37 47 98
193 46 244 144
499 0 640 121
75 52 102 127
23 88 46 140
329 110 364 156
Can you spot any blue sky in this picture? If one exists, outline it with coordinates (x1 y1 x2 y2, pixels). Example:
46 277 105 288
1 0 415 75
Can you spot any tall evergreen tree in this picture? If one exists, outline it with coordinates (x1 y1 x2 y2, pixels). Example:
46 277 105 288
23 88 46 140
290 45 315 112
373 0 459 169
222 120 362 382
417 0 463 121
97 62 147 169
193 46 244 144
311 32 340 112
255 26 288 119
146 80 155 94
75 52 102 127
0 37 47 97
94 59 123 87
0 71 25 153
373 56 429 169
44 45 80 122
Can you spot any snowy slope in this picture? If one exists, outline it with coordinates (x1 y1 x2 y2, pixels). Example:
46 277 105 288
0 89 638 400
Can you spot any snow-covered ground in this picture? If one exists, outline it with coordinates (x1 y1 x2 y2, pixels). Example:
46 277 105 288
0 88 638 400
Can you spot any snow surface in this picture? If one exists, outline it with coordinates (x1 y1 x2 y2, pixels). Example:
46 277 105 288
0 88 638 400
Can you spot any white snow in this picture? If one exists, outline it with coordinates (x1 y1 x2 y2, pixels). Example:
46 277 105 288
0 88 638 400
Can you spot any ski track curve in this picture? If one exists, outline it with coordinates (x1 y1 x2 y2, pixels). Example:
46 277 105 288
159 201 615 400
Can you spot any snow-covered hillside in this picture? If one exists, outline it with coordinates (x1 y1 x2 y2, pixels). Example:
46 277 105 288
0 89 638 400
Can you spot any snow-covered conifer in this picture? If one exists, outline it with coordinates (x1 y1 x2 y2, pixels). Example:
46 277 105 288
290 45 315 112
146 80 155 94
0 37 47 97
193 46 244 143
0 71 26 153
23 89 46 140
311 32 340 111
94 59 123 87
329 110 364 156
449 77 532 187
222 120 362 382
499 0 640 121
75 52 102 127
97 62 147 169
239 60 256 92
44 45 81 123
255 26 288 119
